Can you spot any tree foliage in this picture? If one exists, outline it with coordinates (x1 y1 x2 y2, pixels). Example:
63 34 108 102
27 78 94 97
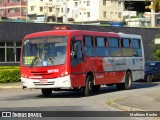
145 0 160 12
150 34 160 60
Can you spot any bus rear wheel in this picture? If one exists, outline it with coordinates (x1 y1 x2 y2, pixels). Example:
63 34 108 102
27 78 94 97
41 89 52 97
116 71 132 90
84 76 93 96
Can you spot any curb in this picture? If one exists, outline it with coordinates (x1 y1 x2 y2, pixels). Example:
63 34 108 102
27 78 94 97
106 96 144 111
111 102 159 120
0 86 22 89
107 98 160 120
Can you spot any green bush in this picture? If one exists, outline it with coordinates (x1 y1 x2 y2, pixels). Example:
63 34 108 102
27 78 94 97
0 66 20 70
0 66 20 83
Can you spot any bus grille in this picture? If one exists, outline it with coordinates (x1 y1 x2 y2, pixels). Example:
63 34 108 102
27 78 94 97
31 71 52 76
33 81 55 86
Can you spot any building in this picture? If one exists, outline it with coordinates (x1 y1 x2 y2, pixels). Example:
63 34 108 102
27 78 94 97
0 22 159 65
27 0 124 23
0 0 27 20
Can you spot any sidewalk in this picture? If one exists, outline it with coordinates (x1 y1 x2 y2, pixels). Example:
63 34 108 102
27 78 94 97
111 88 160 111
0 82 22 89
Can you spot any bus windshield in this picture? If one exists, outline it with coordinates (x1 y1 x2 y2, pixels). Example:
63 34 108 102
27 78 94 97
22 36 67 67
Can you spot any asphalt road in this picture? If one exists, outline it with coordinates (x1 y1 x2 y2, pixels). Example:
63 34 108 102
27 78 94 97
0 80 159 120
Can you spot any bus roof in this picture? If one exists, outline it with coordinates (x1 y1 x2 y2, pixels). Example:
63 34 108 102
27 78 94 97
24 29 120 39
118 32 142 39
24 28 141 40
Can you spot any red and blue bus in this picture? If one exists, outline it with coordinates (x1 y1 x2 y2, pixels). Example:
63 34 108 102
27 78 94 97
20 26 145 96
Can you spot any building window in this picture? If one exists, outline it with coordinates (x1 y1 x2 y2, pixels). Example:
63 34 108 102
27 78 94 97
87 12 90 17
21 0 26 2
0 48 5 62
0 42 21 63
75 14 78 18
8 8 19 13
118 1 121 7
40 7 43 12
67 8 70 13
87 1 90 6
0 9 3 14
61 8 63 13
118 12 121 18
103 11 106 17
75 2 78 7
103 0 106 6
31 6 34 11
49 7 52 12
56 8 60 13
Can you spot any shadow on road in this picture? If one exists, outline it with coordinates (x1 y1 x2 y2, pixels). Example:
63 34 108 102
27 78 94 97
37 81 159 98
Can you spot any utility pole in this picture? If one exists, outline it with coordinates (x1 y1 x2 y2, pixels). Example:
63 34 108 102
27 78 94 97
151 1 157 27
64 0 68 23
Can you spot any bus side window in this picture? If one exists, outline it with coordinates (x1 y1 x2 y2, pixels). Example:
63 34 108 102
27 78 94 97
132 39 142 57
121 38 132 57
96 37 109 57
84 36 95 57
108 37 121 56
76 41 83 59
71 40 82 59
71 40 83 66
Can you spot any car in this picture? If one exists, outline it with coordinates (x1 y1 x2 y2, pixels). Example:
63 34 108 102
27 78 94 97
144 61 160 82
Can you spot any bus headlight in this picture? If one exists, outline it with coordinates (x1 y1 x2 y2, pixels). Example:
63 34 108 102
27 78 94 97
61 71 68 77
21 74 25 77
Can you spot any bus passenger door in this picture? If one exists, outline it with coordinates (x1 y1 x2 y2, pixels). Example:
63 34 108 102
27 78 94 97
71 36 85 87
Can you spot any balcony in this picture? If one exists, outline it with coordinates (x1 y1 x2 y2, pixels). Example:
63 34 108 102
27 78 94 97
0 2 26 7
7 12 26 17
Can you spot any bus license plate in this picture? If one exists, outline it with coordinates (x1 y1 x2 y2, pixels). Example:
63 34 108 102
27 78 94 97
39 79 47 84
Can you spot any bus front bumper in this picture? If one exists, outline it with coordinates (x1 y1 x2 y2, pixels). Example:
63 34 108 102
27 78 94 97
21 75 71 89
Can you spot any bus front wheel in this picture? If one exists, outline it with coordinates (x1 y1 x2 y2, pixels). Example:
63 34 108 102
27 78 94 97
41 89 52 97
116 71 132 90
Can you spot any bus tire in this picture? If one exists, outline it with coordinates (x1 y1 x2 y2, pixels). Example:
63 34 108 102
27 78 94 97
84 76 93 96
124 71 132 90
147 75 153 82
41 89 52 97
116 71 132 90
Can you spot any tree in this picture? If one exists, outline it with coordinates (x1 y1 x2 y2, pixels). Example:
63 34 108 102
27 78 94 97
150 34 160 60
145 0 160 27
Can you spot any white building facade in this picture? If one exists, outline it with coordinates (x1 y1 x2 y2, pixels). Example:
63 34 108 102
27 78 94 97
27 0 124 23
